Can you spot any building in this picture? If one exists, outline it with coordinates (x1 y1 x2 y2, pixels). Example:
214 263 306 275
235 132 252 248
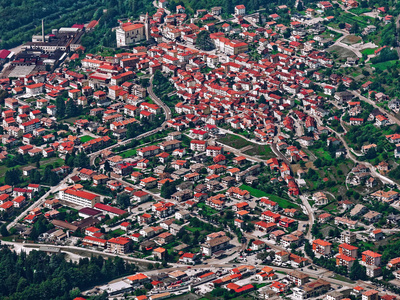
312 239 332 256
116 14 150 47
235 4 246 15
201 235 230 256
107 237 132 254
362 250 382 267
59 188 100 207
341 231 356 244
292 279 330 300
362 290 379 300
287 270 309 286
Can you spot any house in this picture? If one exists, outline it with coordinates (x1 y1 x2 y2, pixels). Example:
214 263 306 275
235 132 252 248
179 253 197 264
235 5 246 15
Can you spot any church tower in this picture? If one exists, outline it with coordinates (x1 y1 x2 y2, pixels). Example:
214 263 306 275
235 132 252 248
145 12 150 41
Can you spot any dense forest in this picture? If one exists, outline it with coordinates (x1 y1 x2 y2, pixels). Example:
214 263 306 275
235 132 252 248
0 244 137 299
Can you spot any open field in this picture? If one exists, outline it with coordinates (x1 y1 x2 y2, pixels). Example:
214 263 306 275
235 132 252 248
80 135 95 143
328 45 358 58
342 35 362 45
240 184 299 209
217 133 252 149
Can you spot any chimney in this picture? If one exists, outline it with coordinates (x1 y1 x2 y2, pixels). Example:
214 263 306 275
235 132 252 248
42 19 45 42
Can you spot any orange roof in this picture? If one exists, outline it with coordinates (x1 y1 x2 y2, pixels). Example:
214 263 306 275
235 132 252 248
313 239 332 247
122 23 145 32
127 273 148 281
362 250 382 258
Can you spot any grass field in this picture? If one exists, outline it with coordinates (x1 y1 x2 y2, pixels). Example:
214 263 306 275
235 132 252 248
349 7 371 15
218 133 252 149
372 60 398 71
80 135 95 143
361 48 377 55
330 274 355 284
240 184 299 209
243 144 274 159
120 148 137 158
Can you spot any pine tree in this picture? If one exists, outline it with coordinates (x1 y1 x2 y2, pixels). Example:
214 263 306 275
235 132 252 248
224 0 233 15
55 96 65 118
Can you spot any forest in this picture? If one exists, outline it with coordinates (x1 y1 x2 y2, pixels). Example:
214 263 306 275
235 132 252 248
0 244 137 300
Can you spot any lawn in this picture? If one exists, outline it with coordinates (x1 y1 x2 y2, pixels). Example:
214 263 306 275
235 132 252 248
372 60 398 71
361 48 377 55
218 133 252 149
120 148 137 158
240 184 299 209
349 7 371 15
330 274 355 284
198 202 218 216
80 135 95 143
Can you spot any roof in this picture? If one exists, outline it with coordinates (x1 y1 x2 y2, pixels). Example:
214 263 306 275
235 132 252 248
108 237 131 245
121 23 144 32
65 188 98 201
94 203 126 215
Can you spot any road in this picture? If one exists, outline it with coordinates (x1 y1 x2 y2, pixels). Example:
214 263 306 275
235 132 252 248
329 122 397 187
148 75 172 122
1 240 182 266
7 168 79 231
88 75 172 165
352 90 400 127
299 195 314 240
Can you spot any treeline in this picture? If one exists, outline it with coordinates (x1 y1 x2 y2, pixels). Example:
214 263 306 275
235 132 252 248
166 0 296 15
0 245 137 300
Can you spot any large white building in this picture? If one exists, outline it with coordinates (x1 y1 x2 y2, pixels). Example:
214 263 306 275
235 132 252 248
59 188 100 207
116 14 150 47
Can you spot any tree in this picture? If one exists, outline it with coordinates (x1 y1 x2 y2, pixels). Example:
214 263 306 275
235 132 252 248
55 96 66 118
74 151 90 169
0 224 9 237
337 82 346 92
117 194 131 209
196 30 214 51
160 180 176 199
349 259 366 280
258 95 266 104
224 0 233 15
297 1 303 11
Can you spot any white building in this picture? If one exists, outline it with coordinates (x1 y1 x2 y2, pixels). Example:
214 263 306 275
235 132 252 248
59 188 100 207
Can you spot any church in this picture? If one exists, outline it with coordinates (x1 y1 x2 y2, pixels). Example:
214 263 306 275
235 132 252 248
116 13 150 47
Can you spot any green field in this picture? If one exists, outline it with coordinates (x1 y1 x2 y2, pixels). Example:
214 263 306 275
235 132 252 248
218 133 252 149
243 144 274 159
240 184 299 209
80 135 95 143
120 148 137 158
349 7 371 15
372 60 398 71
361 48 378 55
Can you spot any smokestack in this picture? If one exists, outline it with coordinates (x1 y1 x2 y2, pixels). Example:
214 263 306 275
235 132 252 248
42 19 45 42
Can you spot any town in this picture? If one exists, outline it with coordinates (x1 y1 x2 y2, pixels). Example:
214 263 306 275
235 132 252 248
0 0 400 299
